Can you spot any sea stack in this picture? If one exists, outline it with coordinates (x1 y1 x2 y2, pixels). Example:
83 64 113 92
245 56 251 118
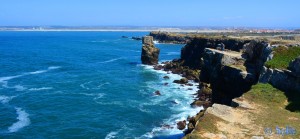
141 36 160 65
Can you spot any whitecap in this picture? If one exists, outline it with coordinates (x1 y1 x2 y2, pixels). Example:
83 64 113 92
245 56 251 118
80 81 109 90
0 75 24 82
93 93 105 100
29 70 47 75
95 101 123 106
153 41 159 44
98 57 123 64
91 40 107 43
80 81 92 90
28 87 53 91
48 66 61 70
0 66 61 82
166 52 180 55
97 82 110 88
13 85 27 91
105 131 119 139
8 107 30 133
0 95 15 104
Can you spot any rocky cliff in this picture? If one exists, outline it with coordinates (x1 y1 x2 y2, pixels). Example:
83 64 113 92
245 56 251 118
199 40 270 105
180 37 252 69
149 31 192 44
141 36 160 65
259 57 300 93
199 48 254 104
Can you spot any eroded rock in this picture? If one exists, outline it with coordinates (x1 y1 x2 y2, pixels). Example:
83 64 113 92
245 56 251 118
141 36 160 65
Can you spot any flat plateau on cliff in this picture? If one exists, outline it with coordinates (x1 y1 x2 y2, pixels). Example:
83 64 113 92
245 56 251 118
205 48 243 58
185 83 300 139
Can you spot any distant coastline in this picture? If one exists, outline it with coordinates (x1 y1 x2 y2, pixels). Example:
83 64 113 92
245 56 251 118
0 26 298 33
0 29 236 33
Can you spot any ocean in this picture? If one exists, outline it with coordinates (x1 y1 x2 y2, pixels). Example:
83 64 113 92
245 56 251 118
0 31 201 138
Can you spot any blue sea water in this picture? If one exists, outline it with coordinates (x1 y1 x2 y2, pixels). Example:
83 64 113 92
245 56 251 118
0 32 201 138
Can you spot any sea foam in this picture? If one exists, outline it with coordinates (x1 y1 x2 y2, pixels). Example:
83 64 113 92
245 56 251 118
105 131 119 139
28 87 53 91
98 58 123 64
0 95 15 104
0 66 61 82
166 52 180 56
8 107 30 133
140 64 203 138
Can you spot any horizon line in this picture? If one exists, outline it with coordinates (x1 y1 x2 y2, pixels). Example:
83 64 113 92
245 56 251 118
0 25 299 30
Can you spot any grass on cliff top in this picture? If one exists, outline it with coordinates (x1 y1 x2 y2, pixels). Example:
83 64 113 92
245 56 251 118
265 46 300 69
244 83 300 138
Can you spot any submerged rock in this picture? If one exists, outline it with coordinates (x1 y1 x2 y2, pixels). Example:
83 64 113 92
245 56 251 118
177 120 186 130
163 76 170 79
141 36 160 65
154 90 161 96
132 36 142 40
153 65 163 70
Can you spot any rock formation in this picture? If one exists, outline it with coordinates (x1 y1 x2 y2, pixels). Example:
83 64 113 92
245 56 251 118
177 120 186 130
259 65 300 93
141 36 160 65
200 48 255 104
150 31 190 44
181 38 252 69
199 40 270 105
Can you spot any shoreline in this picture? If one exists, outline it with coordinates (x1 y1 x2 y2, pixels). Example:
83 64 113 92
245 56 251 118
141 61 203 138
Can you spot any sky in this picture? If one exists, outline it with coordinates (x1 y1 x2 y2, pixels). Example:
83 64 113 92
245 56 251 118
0 0 299 28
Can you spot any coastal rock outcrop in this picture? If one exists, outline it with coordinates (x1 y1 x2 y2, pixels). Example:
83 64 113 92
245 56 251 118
150 31 190 44
199 40 270 105
141 36 160 65
181 38 252 69
173 77 188 84
259 66 300 92
200 48 255 104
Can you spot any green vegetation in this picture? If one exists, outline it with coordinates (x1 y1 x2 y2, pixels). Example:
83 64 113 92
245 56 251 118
245 83 287 105
265 46 300 69
244 83 300 138
194 113 225 133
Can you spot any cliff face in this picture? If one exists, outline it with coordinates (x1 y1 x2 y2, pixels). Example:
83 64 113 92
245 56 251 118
199 40 270 105
149 31 191 44
180 38 252 69
141 36 160 65
200 48 254 104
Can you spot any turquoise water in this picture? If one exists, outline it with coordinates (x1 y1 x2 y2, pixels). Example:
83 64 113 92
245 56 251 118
0 32 201 138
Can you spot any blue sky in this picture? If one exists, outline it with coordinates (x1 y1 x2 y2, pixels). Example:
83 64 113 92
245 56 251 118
1 0 299 28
